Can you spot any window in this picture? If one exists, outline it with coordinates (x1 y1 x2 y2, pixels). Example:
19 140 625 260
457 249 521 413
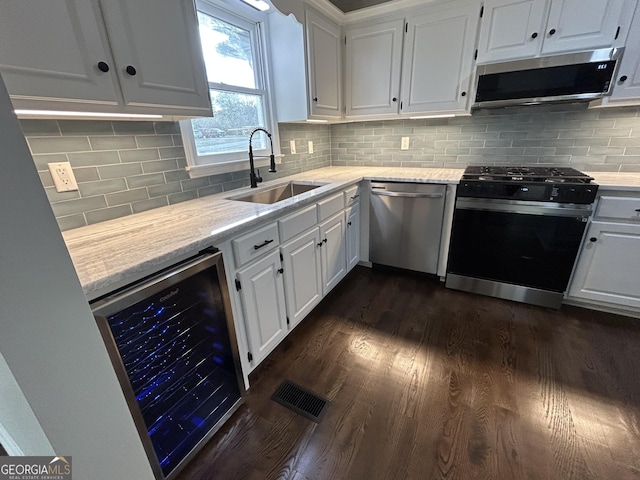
181 1 278 177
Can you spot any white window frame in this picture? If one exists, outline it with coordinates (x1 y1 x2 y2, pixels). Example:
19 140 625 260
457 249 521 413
181 0 281 179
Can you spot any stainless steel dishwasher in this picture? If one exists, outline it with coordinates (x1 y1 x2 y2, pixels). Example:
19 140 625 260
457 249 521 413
370 182 446 274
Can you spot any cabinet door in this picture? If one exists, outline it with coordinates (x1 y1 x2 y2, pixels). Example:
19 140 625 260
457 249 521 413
345 20 404 117
569 221 640 309
281 228 323 329
0 0 120 105
476 0 548 63
400 3 480 114
603 2 640 101
305 9 343 118
236 250 287 367
541 0 626 55
99 0 211 112
319 212 347 295
345 203 361 272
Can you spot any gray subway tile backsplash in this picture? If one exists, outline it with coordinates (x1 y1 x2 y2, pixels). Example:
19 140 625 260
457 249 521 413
22 103 640 231
25 120 330 230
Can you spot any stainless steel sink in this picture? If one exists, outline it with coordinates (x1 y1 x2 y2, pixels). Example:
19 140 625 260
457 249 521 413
227 181 326 204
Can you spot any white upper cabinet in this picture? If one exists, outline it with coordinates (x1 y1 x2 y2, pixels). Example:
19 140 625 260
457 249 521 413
345 19 404 117
0 0 211 116
476 0 548 63
477 0 631 63
606 2 640 102
305 9 343 117
400 2 480 114
269 7 342 121
99 0 210 111
0 0 121 106
344 0 480 118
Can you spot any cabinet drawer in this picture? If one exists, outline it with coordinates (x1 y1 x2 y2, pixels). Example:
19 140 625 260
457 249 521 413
595 196 640 221
232 222 280 267
278 204 318 242
344 184 361 206
317 192 345 222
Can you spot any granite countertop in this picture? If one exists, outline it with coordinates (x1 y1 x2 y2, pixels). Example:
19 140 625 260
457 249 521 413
64 166 464 300
63 166 640 300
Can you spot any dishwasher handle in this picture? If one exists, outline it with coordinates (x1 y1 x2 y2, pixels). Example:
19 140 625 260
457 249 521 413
371 189 444 199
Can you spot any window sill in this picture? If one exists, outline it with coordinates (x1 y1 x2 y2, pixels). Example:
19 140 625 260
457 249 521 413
186 155 283 179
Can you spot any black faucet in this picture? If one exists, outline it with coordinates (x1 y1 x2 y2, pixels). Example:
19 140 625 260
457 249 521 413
248 127 276 188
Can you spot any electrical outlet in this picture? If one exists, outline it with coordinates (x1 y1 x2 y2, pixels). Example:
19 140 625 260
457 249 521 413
289 140 296 154
401 137 410 150
48 162 78 192
308 141 314 154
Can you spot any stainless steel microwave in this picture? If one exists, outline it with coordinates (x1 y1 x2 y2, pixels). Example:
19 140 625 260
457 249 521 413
472 48 624 109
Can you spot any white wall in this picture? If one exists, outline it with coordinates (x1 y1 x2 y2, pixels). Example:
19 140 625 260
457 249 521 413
0 74 155 479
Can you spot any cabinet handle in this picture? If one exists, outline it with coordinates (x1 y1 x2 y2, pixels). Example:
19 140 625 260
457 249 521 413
126 65 137 76
350 194 360 200
589 237 597 242
549 28 556 36
313 97 318 102
620 75 628 83
635 208 640 212
97 61 110 73
531 32 538 39
277 268 284 274
253 239 274 250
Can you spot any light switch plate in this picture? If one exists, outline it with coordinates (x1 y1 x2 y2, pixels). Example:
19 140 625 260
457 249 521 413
401 137 410 150
308 141 314 154
289 140 296 154
48 162 78 192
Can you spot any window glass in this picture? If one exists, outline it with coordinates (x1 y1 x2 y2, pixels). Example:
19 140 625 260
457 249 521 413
181 3 275 172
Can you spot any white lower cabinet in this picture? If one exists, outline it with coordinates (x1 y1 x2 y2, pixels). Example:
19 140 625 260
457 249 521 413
569 221 640 310
346 202 361 272
235 250 287 366
568 193 640 312
280 228 323 329
229 183 362 375
319 212 347 295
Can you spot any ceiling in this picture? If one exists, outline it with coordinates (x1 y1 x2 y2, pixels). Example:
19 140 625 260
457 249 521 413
325 0 396 13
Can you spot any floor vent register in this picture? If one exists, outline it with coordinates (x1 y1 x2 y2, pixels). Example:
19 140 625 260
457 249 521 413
271 380 330 423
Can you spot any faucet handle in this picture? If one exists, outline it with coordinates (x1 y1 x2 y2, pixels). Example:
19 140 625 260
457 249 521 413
256 168 262 183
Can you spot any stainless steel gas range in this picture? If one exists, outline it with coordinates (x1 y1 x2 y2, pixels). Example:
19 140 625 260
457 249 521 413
446 166 598 309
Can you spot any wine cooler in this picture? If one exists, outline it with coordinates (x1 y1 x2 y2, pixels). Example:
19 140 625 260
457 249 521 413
92 249 244 479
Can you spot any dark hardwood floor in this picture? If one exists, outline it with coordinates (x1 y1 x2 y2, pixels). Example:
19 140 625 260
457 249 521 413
176 266 640 480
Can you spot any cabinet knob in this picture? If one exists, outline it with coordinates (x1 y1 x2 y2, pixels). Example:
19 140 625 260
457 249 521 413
317 241 323 247
97 61 110 73
347 221 352 226
277 268 284 274
392 97 397 102
313 97 318 102
589 237 597 242
531 32 538 39
635 208 640 212
549 28 556 36
620 75 628 83
461 91 467 97
126 65 137 76
323 238 327 243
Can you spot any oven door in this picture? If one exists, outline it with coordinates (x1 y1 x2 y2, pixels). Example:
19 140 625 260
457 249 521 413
447 198 591 295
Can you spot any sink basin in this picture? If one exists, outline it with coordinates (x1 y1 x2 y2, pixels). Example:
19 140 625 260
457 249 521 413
228 181 326 204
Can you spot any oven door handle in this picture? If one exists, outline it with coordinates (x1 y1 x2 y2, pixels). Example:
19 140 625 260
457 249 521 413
371 190 444 199
455 198 592 218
